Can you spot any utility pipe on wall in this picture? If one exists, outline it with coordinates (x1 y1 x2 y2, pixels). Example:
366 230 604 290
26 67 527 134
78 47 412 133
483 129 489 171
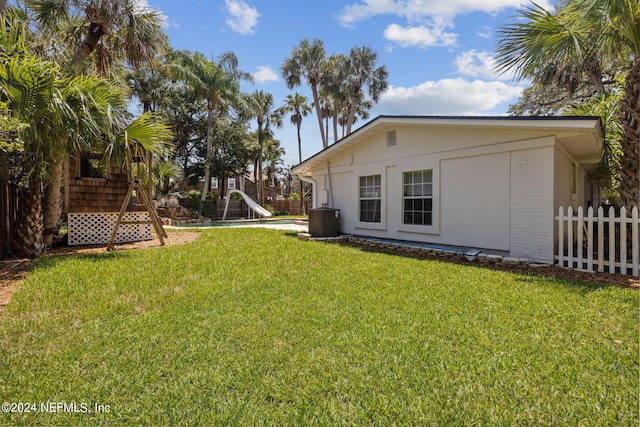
299 175 318 209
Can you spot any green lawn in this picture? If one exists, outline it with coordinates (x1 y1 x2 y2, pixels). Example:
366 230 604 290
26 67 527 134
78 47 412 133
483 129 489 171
0 229 637 426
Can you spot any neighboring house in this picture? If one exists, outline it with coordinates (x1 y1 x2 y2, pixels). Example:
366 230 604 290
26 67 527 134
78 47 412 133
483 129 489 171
292 116 603 264
178 175 258 200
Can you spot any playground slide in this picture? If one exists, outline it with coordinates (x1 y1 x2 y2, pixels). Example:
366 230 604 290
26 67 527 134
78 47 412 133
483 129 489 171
222 189 272 220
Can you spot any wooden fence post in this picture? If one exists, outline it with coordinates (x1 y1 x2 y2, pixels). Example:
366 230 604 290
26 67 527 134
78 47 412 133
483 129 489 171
597 206 604 273
587 206 594 272
608 206 616 274
557 206 564 268
633 207 639 277
620 207 627 274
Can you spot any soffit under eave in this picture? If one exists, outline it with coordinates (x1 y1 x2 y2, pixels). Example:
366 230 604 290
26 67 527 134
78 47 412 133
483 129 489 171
292 118 602 176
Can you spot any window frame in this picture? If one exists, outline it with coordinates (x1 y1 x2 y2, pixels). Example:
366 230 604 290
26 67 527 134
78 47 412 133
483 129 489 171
358 174 382 223
355 170 386 231
398 166 439 235
228 178 236 190
77 150 108 179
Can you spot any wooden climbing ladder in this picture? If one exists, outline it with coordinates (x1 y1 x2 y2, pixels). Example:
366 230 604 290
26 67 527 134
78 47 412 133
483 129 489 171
106 178 167 251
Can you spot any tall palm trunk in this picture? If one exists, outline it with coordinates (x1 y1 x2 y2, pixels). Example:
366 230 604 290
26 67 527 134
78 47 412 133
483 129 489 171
296 115 305 215
13 186 45 258
43 155 63 247
619 58 640 209
201 103 215 202
257 123 264 206
42 20 107 250
310 82 327 149
67 22 106 75
346 86 360 135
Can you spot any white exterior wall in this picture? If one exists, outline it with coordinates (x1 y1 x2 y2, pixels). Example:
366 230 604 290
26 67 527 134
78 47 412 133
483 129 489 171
304 126 582 263
439 153 511 250
509 146 555 263
554 146 589 210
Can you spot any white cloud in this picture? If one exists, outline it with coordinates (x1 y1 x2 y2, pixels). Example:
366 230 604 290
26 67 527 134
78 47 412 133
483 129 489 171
224 0 260 35
338 0 554 27
374 78 523 115
383 22 457 48
477 25 493 39
453 49 517 81
253 66 279 83
338 0 553 51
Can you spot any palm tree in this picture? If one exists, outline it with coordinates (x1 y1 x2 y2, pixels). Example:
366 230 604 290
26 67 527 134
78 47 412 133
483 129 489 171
152 159 183 195
104 112 174 167
25 0 169 244
320 53 349 145
342 46 389 135
564 93 623 203
495 0 639 208
280 93 311 164
26 0 167 75
279 92 311 215
281 38 328 148
0 53 127 256
175 50 252 202
263 138 285 200
243 90 283 205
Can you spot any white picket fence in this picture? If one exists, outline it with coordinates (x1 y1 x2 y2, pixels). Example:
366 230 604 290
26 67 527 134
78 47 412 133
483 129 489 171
556 206 639 276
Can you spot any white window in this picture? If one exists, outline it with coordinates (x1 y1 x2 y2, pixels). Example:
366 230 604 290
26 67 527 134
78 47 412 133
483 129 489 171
228 178 236 190
403 169 433 226
211 177 218 189
359 175 381 222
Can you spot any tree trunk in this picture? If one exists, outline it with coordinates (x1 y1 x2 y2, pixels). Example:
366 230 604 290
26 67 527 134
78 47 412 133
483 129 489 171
332 112 339 145
67 22 105 75
0 151 7 182
257 131 264 206
310 82 327 148
296 122 302 164
13 186 44 258
619 58 640 209
201 106 214 202
0 0 7 19
346 87 360 135
42 156 64 247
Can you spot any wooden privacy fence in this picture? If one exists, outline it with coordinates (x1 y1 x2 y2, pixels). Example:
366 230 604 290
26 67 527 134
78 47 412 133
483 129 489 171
556 206 639 276
214 199 311 219
0 182 19 259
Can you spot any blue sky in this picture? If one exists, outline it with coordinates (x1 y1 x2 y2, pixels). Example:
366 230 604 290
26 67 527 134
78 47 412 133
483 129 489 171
144 0 552 165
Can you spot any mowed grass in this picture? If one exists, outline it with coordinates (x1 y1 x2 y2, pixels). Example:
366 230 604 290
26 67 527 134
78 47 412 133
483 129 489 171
0 229 637 426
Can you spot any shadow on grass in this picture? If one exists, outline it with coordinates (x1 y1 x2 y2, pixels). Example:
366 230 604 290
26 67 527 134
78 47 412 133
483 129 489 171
34 249 135 271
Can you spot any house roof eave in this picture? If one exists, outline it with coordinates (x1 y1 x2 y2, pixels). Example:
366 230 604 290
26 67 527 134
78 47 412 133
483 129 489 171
291 115 604 176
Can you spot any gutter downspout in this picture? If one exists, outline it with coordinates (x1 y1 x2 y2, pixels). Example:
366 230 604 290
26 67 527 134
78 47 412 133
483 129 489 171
299 175 318 208
326 161 333 208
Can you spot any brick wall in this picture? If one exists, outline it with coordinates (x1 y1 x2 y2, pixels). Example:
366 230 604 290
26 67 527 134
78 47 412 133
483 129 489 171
510 146 555 263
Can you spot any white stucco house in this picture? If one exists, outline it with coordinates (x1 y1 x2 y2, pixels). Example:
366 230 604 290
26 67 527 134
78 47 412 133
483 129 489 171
292 116 604 264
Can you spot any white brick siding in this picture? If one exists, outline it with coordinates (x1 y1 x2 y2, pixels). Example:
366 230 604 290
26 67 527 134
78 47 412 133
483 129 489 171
510 147 555 263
